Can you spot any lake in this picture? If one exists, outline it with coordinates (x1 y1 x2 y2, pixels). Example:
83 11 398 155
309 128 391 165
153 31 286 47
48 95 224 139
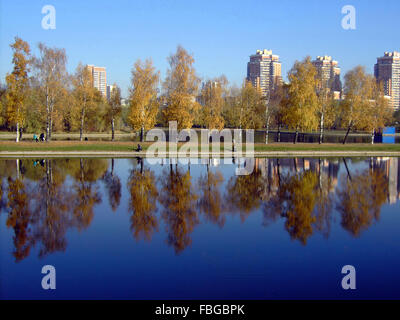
1 157 400 299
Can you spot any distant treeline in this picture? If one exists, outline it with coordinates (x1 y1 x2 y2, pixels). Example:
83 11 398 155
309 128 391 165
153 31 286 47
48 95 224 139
0 37 395 144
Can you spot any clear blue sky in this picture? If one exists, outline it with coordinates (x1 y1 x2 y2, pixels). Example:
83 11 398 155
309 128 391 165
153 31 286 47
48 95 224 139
1 0 399 97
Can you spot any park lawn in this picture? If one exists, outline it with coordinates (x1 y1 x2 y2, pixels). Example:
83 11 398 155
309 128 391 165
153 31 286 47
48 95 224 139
1 141 400 153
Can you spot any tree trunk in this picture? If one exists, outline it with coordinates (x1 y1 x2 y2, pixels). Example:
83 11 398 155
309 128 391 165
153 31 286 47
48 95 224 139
342 157 352 181
277 158 281 186
16 122 19 143
371 128 375 145
140 125 144 142
111 118 115 142
277 125 281 143
319 112 324 144
293 128 299 144
16 159 20 179
49 116 52 141
265 116 270 144
343 122 352 145
19 126 23 141
46 91 50 142
80 112 84 142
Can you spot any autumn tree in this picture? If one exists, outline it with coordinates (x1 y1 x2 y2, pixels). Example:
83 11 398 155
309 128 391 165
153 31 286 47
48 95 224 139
0 83 7 126
315 78 336 144
222 85 241 128
341 66 375 144
72 63 98 141
365 81 393 144
33 43 68 141
128 59 160 141
105 84 122 141
5 37 31 142
237 80 265 130
163 46 200 129
265 84 285 144
199 76 227 130
282 57 319 143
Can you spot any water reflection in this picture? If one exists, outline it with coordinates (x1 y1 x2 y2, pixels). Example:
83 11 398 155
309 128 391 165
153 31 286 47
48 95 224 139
128 158 158 242
1 157 399 262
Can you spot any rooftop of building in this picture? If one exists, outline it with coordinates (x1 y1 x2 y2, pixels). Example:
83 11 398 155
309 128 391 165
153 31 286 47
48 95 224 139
313 56 339 64
378 51 400 59
251 49 280 59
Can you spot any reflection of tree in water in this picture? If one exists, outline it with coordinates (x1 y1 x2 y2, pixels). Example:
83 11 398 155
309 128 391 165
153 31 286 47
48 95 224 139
69 159 105 230
102 159 121 212
6 177 32 262
128 159 158 242
159 164 198 254
225 168 264 222
313 159 334 239
263 164 334 245
29 160 73 258
0 178 6 212
197 169 225 227
337 167 388 237
4 158 107 262
1 157 394 260
280 171 318 245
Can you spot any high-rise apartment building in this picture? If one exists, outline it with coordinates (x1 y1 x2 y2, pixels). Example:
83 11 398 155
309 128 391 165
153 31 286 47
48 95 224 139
247 49 282 97
87 65 107 97
312 56 342 99
106 84 116 101
374 51 400 110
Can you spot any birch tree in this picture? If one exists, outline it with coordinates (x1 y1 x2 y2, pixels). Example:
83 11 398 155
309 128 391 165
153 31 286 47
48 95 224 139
72 63 97 141
5 37 31 142
282 57 319 144
128 59 160 142
341 66 373 144
33 43 67 141
163 46 200 130
199 76 227 130
105 84 122 141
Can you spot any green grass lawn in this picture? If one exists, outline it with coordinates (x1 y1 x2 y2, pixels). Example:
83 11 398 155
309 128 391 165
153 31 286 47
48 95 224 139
2 141 400 153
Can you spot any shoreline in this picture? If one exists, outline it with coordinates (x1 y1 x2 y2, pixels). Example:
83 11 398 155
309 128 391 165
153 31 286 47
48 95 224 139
2 150 400 158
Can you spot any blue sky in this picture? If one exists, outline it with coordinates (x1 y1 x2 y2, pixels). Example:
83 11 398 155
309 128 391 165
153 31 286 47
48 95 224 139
1 0 399 97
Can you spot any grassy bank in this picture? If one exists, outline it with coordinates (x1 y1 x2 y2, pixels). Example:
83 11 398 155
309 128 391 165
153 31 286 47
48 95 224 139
2 141 400 153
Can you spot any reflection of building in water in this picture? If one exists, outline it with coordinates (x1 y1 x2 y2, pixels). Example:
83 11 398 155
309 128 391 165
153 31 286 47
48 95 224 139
256 158 340 200
370 157 400 204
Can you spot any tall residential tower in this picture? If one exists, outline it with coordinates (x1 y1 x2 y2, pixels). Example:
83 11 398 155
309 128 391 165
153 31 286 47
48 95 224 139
247 49 282 97
312 56 342 99
374 51 400 110
87 65 107 97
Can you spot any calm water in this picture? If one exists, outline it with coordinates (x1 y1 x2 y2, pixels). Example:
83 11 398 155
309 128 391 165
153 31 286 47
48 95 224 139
1 157 400 300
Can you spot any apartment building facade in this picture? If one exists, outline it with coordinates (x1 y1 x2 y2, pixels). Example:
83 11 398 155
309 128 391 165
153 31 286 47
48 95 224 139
247 49 282 97
374 51 400 110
